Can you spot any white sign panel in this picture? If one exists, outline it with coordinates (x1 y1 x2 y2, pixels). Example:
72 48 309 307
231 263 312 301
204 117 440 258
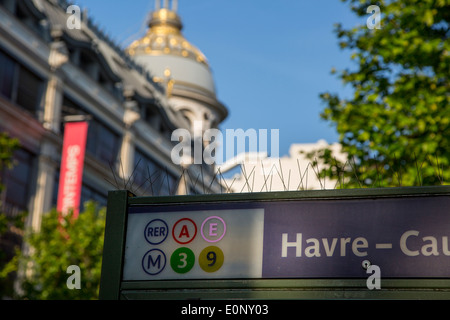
123 208 264 280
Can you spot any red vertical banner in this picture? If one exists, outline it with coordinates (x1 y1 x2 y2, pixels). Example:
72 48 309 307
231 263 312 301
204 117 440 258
57 121 88 218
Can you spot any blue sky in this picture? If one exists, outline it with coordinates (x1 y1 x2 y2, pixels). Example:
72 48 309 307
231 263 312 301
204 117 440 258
72 0 366 157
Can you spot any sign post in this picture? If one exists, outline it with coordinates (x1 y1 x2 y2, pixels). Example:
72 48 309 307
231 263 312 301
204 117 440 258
99 186 450 300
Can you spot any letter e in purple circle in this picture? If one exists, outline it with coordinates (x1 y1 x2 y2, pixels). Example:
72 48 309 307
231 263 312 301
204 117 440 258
209 223 218 236
201 216 226 243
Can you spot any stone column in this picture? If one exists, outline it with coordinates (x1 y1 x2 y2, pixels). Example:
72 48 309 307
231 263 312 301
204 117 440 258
17 36 69 292
27 142 58 232
28 34 68 231
42 75 64 133
119 90 140 186
43 30 68 132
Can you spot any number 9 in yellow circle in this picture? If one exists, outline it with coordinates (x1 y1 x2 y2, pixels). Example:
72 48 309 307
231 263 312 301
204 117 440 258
199 246 224 273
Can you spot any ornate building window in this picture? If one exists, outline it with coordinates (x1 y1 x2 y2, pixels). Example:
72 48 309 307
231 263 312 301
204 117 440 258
61 95 120 167
133 148 177 196
0 148 35 216
0 51 16 100
80 183 107 210
140 102 160 128
15 65 44 116
86 119 120 166
0 50 44 118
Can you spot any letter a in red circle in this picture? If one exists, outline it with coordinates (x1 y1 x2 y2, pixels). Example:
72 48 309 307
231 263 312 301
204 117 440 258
179 225 190 238
172 218 197 244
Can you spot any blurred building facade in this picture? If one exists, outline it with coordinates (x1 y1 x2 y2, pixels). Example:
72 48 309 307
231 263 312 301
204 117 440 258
0 0 228 236
218 140 346 192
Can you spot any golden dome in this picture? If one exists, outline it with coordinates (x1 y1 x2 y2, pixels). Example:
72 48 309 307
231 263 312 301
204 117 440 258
127 8 208 67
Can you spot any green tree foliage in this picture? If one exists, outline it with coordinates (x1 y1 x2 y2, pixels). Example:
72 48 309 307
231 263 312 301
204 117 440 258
0 132 105 299
17 202 106 299
317 0 449 187
0 132 19 172
0 132 21 298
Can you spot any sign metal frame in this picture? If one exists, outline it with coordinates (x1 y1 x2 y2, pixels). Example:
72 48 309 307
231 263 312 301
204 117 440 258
99 186 450 300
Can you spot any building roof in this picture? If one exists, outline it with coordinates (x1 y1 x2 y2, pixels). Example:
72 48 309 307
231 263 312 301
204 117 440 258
32 0 193 131
127 8 209 68
218 140 346 192
125 2 228 122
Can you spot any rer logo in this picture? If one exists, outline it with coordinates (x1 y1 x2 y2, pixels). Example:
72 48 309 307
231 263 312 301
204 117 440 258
144 219 169 245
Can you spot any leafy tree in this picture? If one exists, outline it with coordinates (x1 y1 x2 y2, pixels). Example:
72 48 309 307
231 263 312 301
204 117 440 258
17 202 106 300
0 132 105 300
316 0 449 187
0 132 21 298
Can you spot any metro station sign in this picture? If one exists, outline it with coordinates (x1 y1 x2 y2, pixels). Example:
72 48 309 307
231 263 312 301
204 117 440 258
122 189 450 280
124 207 264 280
99 186 450 299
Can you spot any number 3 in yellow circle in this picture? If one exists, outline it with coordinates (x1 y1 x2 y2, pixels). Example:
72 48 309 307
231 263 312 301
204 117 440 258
199 246 224 273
